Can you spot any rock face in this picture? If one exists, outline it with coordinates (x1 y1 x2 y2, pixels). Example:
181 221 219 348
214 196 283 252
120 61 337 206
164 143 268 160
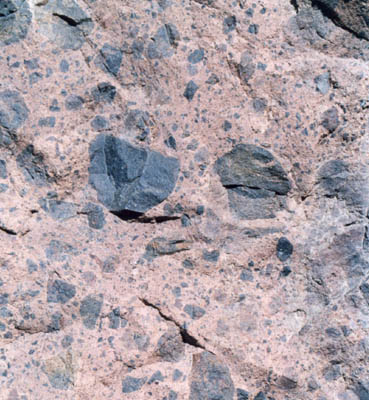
89 134 180 215
215 144 290 219
1 0 369 399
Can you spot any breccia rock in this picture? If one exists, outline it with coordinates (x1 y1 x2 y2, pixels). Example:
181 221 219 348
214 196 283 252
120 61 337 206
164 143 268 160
89 134 180 215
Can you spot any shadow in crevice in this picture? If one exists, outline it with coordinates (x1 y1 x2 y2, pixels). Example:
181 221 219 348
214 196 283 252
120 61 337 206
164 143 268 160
111 209 180 223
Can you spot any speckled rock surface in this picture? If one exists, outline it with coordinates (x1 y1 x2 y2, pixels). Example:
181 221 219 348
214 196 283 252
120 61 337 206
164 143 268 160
0 0 369 399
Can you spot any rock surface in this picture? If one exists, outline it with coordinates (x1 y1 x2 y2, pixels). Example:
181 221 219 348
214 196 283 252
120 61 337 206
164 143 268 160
0 0 368 399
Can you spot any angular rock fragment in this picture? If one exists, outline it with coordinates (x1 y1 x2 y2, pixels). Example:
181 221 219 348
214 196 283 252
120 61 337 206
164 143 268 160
190 351 235 400
95 43 123 76
215 144 290 219
92 82 116 104
184 304 206 320
315 72 330 94
125 109 151 140
238 52 255 84
65 94 84 111
321 107 339 133
43 200 77 221
0 0 31 45
80 294 103 329
360 283 369 305
0 90 29 146
89 134 180 215
82 203 106 229
147 24 180 59
144 237 190 260
276 237 293 262
317 160 369 212
0 159 7 178
16 145 53 186
35 0 93 50
237 388 249 399
46 239 78 261
157 329 185 362
277 376 298 390
223 15 236 34
188 48 204 64
184 80 199 101
254 392 267 400
42 353 74 390
296 0 369 41
47 279 76 304
122 376 147 393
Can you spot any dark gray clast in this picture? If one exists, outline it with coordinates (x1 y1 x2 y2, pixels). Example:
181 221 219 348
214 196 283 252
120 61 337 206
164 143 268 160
215 144 290 220
89 134 180 215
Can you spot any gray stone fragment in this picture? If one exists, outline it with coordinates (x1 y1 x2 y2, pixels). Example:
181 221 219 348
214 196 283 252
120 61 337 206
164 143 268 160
47 280 76 304
42 354 74 390
38 116 56 127
314 72 330 94
91 115 109 131
184 80 198 101
46 200 77 221
215 144 290 220
190 351 234 400
108 307 124 329
147 24 180 59
0 0 32 45
125 109 151 140
145 237 190 260
83 202 105 229
223 15 236 33
157 329 185 362
238 52 255 84
16 145 53 186
237 388 249 400
321 107 339 132
65 95 84 110
89 134 180 214
148 370 164 384
45 239 78 261
296 0 369 41
0 90 29 137
35 0 93 50
122 376 147 393
184 304 206 320
317 160 369 212
276 237 293 262
80 294 103 329
95 43 123 76
188 48 204 64
0 159 7 178
92 82 116 104
354 381 369 400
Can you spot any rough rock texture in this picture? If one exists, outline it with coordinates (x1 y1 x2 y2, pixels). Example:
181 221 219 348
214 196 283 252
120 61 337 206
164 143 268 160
0 0 369 399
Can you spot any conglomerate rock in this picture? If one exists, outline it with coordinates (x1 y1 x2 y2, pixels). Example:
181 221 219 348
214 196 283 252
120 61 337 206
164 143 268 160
0 0 368 399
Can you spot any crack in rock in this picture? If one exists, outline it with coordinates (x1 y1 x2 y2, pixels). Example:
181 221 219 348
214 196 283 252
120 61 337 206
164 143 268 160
139 298 207 352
